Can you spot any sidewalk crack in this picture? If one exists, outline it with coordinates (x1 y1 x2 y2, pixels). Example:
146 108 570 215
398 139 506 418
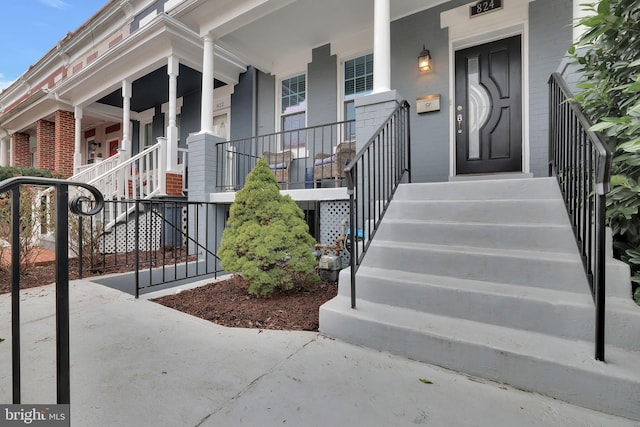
194 334 318 427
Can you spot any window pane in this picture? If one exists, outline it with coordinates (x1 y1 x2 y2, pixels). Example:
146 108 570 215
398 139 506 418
283 112 306 149
344 53 373 97
467 55 490 160
281 74 306 113
144 123 153 147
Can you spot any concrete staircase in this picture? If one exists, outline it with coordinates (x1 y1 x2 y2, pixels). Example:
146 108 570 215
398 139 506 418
319 177 640 420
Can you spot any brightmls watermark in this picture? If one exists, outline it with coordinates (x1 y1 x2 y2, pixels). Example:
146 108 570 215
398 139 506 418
0 405 69 426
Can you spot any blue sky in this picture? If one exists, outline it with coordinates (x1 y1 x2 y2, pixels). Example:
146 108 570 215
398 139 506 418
0 0 108 91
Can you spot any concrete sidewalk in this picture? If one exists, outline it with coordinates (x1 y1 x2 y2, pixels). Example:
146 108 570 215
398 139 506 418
1 280 638 427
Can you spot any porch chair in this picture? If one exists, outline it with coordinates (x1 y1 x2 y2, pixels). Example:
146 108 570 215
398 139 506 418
262 150 293 187
313 141 356 187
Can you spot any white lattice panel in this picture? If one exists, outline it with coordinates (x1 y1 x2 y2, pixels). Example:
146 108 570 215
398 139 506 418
319 201 351 266
100 210 162 254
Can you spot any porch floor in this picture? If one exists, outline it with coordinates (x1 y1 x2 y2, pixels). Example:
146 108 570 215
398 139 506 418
0 279 637 426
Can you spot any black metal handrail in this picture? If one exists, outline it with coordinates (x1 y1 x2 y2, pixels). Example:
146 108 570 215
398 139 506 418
75 198 222 297
0 177 104 404
345 100 411 309
548 72 612 361
216 120 356 191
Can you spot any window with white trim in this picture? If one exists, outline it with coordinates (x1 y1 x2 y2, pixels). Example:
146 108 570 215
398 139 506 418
281 74 306 151
139 108 155 149
343 53 373 140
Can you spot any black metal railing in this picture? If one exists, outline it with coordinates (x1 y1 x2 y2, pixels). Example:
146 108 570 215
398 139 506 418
548 72 612 361
0 177 103 404
76 198 222 297
216 120 356 191
345 100 411 309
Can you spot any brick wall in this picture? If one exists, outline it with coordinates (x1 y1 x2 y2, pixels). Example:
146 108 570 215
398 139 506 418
54 110 75 177
36 119 55 171
166 173 183 196
12 133 31 167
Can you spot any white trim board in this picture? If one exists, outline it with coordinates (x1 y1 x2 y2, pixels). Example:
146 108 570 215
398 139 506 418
441 0 535 178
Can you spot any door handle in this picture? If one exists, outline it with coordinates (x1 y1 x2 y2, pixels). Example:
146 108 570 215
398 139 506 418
456 113 463 134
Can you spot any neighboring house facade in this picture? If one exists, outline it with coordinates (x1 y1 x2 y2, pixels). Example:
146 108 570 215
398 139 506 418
0 0 579 236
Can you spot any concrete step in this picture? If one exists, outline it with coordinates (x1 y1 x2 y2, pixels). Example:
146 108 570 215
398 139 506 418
363 240 588 292
374 219 579 254
393 177 562 201
384 198 569 225
319 295 640 421
320 177 639 420
348 266 640 352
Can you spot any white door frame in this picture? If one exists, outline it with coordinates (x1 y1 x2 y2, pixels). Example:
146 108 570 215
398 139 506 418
441 0 535 177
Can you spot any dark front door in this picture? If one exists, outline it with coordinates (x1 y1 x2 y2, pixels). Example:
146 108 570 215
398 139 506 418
455 35 522 174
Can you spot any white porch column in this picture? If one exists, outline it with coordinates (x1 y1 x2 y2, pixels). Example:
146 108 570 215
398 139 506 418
0 136 8 167
200 34 215 134
167 56 180 172
121 80 132 162
373 0 391 93
73 106 83 173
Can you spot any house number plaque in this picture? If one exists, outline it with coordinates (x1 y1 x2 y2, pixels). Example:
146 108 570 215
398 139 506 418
470 0 503 17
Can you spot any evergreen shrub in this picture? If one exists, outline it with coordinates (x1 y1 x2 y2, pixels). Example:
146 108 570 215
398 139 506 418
218 159 319 297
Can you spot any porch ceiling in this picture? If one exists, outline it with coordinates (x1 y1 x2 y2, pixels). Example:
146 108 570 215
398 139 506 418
195 0 449 74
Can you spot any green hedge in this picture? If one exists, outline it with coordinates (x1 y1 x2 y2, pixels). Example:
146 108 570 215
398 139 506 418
570 0 640 301
0 166 54 182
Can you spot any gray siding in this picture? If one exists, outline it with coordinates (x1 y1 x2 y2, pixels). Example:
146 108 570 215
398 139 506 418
391 0 468 183
180 89 201 149
231 67 256 140
152 105 164 143
391 0 572 182
528 0 572 177
307 44 337 127
130 1 165 32
256 71 275 136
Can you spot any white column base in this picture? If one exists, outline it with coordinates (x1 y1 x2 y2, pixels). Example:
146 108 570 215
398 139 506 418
166 125 179 173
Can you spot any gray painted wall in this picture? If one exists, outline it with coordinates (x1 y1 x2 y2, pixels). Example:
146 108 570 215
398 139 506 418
256 71 275 136
391 0 468 183
152 105 164 144
130 0 165 32
390 0 572 182
231 67 256 140
528 0 572 177
308 44 337 127
181 89 202 149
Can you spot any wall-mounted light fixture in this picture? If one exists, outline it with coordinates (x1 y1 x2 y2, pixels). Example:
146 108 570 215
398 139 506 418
418 45 432 73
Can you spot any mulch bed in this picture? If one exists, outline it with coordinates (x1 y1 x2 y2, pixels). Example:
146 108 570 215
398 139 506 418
1 256 339 332
153 275 338 331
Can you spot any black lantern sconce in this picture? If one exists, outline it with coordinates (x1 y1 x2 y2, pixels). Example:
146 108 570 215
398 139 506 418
418 45 432 72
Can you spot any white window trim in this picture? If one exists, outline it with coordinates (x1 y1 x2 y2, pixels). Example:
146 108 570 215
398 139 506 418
441 0 534 177
276 72 308 158
338 50 374 123
138 107 155 148
161 97 183 123
213 110 230 140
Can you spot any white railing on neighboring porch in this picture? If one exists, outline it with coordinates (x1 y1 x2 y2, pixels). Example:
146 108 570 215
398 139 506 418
89 139 165 200
87 138 166 229
36 138 172 240
72 153 121 184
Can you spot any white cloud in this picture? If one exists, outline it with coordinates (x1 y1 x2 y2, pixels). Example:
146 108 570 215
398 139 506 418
39 0 71 9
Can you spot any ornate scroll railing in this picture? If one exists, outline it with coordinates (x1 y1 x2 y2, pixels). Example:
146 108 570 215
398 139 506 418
0 177 103 404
